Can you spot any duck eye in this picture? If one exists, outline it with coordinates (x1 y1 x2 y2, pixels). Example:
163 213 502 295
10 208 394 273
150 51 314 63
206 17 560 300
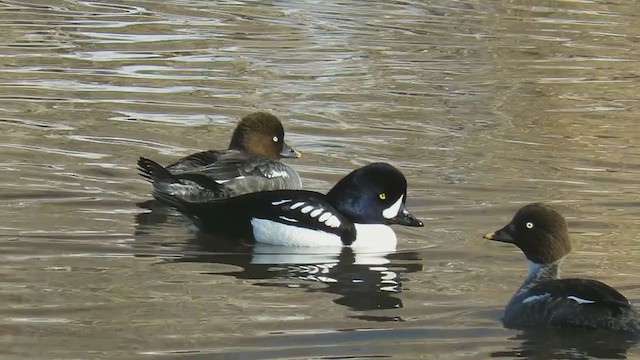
525 222 534 229
379 193 386 200
272 136 279 143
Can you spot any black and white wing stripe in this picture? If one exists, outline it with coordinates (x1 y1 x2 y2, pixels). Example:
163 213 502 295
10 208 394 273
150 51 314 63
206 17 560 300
248 193 356 246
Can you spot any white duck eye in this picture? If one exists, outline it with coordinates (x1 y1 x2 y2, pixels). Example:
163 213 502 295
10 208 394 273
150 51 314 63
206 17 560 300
272 136 279 142
525 222 534 229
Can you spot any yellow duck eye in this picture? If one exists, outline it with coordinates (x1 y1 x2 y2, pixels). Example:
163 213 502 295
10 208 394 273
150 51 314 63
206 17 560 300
379 193 386 200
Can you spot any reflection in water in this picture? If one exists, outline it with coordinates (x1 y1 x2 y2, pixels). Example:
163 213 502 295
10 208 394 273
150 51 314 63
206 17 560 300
2 0 640 358
492 329 637 360
135 206 422 312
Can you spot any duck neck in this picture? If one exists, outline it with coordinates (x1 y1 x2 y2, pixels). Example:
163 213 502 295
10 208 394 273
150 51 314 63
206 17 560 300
517 258 563 294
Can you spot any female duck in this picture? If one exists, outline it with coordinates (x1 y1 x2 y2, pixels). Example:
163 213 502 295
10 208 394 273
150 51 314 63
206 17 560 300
139 112 301 201
484 203 640 334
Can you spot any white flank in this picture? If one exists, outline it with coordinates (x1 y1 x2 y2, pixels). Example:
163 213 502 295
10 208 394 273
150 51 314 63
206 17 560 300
325 215 341 228
521 293 550 304
271 199 291 206
382 195 404 219
251 218 343 247
290 202 305 210
301 206 314 214
318 212 332 222
350 223 397 252
310 209 323 218
567 296 595 304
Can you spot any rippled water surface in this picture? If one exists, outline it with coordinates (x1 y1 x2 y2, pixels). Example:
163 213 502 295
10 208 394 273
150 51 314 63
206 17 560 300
1 1 640 359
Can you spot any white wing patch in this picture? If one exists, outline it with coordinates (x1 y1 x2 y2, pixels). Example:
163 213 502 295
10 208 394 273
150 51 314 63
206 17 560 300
287 202 342 228
279 216 298 223
290 202 305 210
382 195 404 219
271 199 291 206
318 213 332 222
567 296 595 304
251 218 343 247
310 209 323 218
521 293 550 304
325 215 341 228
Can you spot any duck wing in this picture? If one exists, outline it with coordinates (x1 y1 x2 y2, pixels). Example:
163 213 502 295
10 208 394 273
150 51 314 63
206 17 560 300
188 151 302 189
507 278 640 331
166 150 225 172
142 151 301 200
152 190 355 246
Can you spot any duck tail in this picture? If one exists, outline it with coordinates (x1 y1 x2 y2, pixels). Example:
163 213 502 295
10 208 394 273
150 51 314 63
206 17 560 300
138 157 182 184
151 188 220 228
151 188 189 213
139 157 227 199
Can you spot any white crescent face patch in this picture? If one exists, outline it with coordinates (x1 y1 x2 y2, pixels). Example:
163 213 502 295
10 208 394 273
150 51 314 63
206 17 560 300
382 195 404 219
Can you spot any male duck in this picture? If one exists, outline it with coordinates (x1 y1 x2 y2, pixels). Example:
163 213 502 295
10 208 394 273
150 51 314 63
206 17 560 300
149 162 423 250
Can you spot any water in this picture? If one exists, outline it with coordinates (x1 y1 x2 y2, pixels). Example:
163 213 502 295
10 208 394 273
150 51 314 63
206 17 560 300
1 0 640 358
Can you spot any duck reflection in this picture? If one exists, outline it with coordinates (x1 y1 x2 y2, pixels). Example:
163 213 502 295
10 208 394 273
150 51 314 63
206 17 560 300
491 328 637 359
178 233 422 312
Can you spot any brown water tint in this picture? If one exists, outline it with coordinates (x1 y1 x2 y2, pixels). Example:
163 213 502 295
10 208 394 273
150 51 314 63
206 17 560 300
0 0 639 359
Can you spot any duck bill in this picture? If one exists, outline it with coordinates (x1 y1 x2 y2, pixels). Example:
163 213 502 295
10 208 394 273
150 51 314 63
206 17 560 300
388 205 424 227
280 142 302 159
483 225 514 243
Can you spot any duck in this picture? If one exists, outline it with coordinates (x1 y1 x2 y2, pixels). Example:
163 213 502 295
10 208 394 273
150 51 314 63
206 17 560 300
484 203 640 334
148 162 424 249
138 111 302 201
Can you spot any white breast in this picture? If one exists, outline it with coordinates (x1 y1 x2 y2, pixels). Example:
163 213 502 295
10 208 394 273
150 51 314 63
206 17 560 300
251 218 343 247
350 224 397 252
